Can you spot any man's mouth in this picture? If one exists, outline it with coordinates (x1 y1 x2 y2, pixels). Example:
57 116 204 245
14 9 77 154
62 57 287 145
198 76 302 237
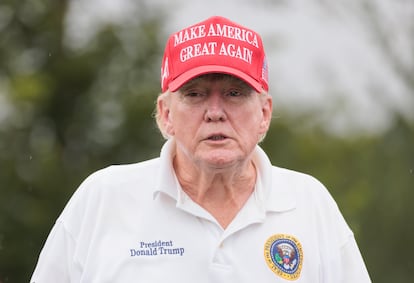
208 135 226 141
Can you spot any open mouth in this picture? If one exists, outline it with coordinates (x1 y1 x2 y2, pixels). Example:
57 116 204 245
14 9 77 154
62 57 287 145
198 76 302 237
208 135 226 141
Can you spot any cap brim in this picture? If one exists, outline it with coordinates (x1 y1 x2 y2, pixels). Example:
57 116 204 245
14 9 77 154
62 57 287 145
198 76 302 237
168 65 263 93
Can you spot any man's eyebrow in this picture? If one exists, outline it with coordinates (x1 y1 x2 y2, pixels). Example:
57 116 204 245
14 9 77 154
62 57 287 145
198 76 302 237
179 82 199 92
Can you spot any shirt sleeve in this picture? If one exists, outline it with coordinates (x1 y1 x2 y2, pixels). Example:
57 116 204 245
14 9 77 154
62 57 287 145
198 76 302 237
309 176 372 283
30 221 81 283
30 168 109 283
340 236 371 283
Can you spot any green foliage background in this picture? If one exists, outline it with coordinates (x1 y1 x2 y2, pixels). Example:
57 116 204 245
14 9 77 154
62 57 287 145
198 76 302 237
0 1 413 282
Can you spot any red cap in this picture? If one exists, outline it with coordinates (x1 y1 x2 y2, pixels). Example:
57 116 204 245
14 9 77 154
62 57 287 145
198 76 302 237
160 16 269 93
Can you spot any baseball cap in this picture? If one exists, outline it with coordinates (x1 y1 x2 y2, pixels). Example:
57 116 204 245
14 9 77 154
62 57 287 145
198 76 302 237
160 16 269 93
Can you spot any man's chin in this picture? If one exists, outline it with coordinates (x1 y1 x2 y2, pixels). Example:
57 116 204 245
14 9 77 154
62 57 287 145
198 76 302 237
197 151 244 169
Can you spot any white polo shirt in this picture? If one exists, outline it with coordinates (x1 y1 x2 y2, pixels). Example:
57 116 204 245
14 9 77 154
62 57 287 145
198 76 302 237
31 139 371 282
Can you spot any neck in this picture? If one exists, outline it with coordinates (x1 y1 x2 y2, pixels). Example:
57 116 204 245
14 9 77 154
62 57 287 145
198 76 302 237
173 154 257 228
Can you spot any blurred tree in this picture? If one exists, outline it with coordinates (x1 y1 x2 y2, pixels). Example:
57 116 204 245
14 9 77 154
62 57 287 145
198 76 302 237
0 0 166 281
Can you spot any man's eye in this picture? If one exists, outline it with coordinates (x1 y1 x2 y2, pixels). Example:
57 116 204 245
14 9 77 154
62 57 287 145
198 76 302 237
228 90 242 97
181 91 207 103
185 92 202 97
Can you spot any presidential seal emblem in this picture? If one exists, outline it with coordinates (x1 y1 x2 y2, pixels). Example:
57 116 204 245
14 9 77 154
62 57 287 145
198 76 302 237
264 234 303 280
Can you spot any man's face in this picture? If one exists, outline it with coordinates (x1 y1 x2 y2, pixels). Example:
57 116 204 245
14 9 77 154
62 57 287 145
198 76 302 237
158 74 272 170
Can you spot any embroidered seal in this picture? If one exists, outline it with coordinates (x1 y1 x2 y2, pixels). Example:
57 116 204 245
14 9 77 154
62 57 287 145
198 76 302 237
264 234 303 280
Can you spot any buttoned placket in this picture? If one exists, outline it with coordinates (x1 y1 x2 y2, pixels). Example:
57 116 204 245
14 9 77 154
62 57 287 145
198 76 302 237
176 180 266 282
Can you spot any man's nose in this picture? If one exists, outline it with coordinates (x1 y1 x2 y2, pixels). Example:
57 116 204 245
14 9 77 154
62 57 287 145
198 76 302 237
204 93 227 122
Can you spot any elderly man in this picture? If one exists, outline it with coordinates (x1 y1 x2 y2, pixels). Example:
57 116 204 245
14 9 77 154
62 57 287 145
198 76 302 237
31 16 371 282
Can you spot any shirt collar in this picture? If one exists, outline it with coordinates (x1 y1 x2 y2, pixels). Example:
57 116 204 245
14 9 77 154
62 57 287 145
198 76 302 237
252 145 297 212
154 139 296 213
154 139 180 201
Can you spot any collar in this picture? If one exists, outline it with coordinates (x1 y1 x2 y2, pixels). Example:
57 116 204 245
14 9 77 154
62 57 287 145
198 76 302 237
252 145 297 212
154 139 296 213
154 139 180 201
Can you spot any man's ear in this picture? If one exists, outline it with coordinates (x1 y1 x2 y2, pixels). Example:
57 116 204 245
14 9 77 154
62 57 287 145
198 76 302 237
157 95 175 136
259 94 273 134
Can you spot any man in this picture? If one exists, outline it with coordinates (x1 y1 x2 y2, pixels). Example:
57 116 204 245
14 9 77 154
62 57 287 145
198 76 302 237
31 16 371 282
